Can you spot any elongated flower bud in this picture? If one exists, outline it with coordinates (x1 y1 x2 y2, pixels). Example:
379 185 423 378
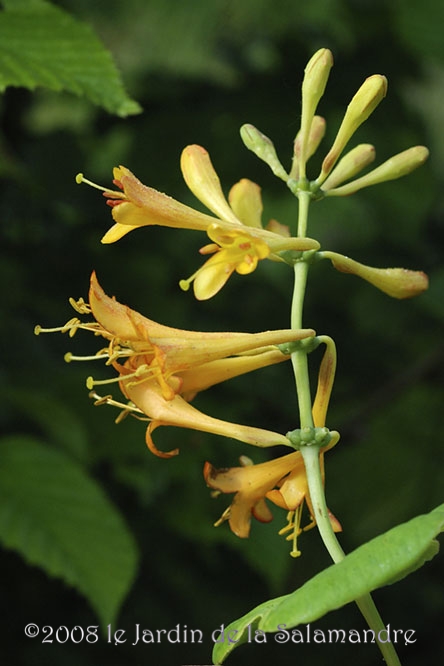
318 74 388 184
240 124 289 181
325 146 429 196
322 251 429 299
298 49 333 178
322 144 375 191
291 115 326 180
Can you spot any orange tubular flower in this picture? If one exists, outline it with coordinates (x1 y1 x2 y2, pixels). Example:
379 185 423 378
35 272 316 457
77 145 319 299
204 438 341 555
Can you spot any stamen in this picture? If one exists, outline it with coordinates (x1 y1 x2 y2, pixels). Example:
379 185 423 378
64 352 110 363
279 508 303 558
214 506 231 527
69 296 91 314
88 391 146 424
75 173 112 193
289 504 303 558
86 363 152 390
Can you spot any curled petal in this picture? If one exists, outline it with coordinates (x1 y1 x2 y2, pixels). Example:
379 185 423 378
124 378 294 452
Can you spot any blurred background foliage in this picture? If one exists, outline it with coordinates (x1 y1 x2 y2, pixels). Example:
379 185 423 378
0 0 443 664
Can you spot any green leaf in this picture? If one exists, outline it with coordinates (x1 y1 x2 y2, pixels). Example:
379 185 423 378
3 387 90 462
0 0 141 116
213 504 444 664
0 435 139 625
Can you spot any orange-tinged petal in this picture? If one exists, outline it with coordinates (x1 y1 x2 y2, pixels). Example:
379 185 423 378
106 165 217 237
204 451 303 537
123 378 293 452
178 348 289 401
312 336 336 428
90 272 315 370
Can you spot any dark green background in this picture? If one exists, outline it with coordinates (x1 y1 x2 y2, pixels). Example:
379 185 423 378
1 0 443 664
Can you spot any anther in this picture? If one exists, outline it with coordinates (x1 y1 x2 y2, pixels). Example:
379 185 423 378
68 297 91 314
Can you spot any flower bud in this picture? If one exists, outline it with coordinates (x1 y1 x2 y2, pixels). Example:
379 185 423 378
298 49 333 178
325 146 429 196
291 115 326 180
240 124 289 181
318 74 388 183
322 144 375 191
322 251 429 299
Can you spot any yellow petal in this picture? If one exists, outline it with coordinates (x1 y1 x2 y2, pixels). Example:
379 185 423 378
228 179 263 228
178 348 289 401
110 165 217 232
180 145 240 225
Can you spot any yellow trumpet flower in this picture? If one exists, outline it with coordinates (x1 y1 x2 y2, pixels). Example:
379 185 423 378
76 145 319 299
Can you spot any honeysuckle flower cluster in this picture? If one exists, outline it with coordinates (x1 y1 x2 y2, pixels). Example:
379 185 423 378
36 271 315 458
37 47 430 561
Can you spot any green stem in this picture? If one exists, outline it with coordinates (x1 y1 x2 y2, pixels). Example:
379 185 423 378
300 445 402 666
290 189 402 666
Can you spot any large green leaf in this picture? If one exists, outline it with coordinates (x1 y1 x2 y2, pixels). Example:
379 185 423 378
213 504 444 663
0 435 139 625
0 0 141 116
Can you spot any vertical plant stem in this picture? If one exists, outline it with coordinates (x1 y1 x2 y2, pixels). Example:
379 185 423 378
300 445 402 666
290 189 402 666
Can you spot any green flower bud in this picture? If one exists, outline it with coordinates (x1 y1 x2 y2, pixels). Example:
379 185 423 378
291 115 326 180
325 146 429 196
322 144 376 191
240 124 288 181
